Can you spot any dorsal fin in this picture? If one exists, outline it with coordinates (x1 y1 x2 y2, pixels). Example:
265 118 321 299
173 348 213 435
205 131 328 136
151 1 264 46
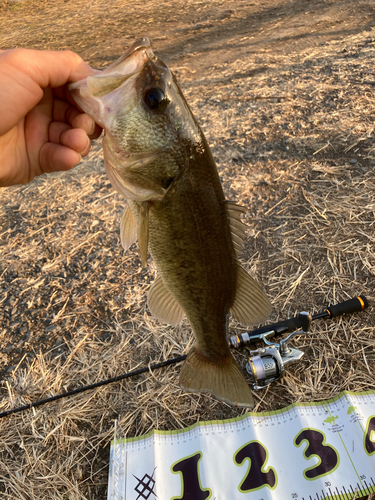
226 201 248 256
230 264 271 326
120 204 138 252
147 276 185 325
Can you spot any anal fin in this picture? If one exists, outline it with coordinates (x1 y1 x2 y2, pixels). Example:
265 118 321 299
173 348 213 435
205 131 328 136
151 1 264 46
230 265 271 326
180 347 254 408
147 276 185 325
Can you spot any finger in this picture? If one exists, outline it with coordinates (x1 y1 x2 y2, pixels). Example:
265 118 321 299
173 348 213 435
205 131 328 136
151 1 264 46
53 84 86 109
60 127 91 156
52 97 88 131
0 49 95 134
53 98 102 138
48 121 71 144
71 114 102 139
52 97 80 123
49 122 91 156
11 49 95 88
39 142 81 173
70 111 94 135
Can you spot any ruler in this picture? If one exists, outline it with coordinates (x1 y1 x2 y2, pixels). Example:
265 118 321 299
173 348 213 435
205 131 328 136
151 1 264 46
107 390 375 500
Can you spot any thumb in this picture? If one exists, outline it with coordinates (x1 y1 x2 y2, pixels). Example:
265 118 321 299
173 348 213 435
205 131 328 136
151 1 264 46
0 49 95 135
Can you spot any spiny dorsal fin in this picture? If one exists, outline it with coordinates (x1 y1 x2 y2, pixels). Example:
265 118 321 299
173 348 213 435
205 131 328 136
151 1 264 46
230 264 271 326
226 202 248 256
138 202 149 268
147 276 185 325
120 204 138 252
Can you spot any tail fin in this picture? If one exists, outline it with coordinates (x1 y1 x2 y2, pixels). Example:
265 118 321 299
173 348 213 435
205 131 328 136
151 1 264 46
179 347 254 408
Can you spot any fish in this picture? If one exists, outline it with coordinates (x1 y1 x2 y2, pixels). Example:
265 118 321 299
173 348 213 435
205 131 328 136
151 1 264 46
69 38 271 407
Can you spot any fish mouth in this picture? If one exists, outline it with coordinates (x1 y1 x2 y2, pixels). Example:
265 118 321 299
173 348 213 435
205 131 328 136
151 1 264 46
100 38 153 77
69 37 154 91
68 38 155 126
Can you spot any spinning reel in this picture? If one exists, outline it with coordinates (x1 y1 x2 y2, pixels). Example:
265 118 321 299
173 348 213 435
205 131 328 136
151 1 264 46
229 295 368 390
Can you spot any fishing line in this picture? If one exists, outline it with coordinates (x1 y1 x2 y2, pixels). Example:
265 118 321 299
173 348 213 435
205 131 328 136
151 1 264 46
0 295 368 419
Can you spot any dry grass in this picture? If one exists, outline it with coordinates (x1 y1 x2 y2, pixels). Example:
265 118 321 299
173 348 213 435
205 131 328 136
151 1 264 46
0 0 375 498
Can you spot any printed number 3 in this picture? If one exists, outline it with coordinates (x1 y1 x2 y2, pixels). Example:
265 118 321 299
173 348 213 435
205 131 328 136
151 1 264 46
294 428 339 480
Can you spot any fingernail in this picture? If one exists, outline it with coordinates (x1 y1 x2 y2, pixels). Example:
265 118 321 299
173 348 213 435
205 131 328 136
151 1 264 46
76 154 82 166
89 121 95 136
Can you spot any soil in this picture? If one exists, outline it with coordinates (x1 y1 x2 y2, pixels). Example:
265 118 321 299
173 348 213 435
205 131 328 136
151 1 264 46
0 1 375 499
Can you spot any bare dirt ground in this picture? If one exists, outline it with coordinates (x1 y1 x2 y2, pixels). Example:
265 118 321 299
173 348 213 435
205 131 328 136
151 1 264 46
0 0 375 498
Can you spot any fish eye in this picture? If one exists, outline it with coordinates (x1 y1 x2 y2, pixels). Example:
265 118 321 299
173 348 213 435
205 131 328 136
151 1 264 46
143 88 167 111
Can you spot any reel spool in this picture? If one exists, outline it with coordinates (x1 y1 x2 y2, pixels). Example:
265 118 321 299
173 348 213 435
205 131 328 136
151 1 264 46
245 312 311 389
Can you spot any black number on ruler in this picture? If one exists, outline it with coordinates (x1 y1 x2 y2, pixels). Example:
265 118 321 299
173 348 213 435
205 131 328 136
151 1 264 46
365 416 375 455
171 452 211 500
234 441 277 492
294 429 339 479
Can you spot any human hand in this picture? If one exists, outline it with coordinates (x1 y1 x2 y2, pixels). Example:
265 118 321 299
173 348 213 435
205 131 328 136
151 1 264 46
0 48 102 187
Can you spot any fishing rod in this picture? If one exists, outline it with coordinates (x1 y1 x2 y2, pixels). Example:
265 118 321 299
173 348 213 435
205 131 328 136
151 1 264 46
0 295 368 419
228 295 368 349
229 295 369 390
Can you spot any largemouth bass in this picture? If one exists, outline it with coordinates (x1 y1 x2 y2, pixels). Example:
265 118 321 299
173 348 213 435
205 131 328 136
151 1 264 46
69 38 271 407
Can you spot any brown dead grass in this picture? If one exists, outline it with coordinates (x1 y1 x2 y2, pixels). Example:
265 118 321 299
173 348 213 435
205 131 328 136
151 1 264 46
0 0 375 498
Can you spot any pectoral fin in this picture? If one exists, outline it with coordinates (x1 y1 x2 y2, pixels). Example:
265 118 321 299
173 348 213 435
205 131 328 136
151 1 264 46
147 276 185 325
120 204 138 252
230 265 271 326
179 348 254 408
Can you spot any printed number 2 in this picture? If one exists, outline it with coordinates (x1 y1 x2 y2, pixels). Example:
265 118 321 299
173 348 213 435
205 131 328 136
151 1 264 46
364 416 375 455
294 428 339 480
234 441 277 492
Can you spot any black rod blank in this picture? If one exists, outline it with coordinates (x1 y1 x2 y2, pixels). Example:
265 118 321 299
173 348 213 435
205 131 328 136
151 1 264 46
0 355 187 419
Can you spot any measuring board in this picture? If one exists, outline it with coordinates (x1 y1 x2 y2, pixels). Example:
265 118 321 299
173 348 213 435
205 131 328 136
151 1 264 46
107 390 375 500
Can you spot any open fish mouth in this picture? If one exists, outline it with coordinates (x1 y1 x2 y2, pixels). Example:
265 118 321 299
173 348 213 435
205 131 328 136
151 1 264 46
99 38 153 77
68 38 155 127
69 37 154 90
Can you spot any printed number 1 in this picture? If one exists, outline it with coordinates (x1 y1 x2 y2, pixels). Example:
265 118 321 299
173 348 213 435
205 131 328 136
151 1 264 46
171 452 211 500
